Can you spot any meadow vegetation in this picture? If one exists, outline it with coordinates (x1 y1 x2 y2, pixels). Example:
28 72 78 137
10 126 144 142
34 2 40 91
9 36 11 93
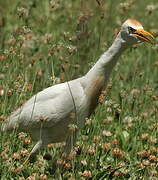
0 0 158 179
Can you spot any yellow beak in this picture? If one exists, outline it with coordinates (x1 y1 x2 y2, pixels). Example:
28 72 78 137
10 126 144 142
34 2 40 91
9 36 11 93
133 29 154 44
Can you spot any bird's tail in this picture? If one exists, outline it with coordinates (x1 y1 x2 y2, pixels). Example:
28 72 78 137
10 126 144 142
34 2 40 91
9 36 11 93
1 117 19 132
1 120 9 132
1 109 21 132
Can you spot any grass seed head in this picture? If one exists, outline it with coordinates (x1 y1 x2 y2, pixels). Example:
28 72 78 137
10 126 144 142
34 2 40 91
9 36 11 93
20 148 29 157
104 143 111 152
142 160 150 166
149 155 157 162
64 162 72 170
102 130 112 137
37 70 43 79
112 148 121 157
140 133 149 141
0 55 5 62
150 170 158 177
68 123 77 133
12 152 21 160
86 146 95 156
98 93 105 104
23 137 31 145
113 170 120 177
82 170 92 178
85 118 91 126
39 174 47 180
56 158 63 166
81 159 87 166
68 178 76 180
93 136 100 143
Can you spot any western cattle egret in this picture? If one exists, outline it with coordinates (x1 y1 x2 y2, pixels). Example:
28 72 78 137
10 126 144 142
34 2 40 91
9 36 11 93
1 19 154 163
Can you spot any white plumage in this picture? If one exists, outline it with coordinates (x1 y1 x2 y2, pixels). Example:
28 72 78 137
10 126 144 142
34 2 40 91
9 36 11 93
1 19 154 161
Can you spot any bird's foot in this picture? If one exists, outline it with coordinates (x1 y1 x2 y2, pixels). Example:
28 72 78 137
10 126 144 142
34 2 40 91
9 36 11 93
43 153 52 161
23 157 30 166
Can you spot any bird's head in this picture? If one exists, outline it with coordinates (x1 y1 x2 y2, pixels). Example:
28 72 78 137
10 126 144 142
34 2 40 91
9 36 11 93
119 18 154 46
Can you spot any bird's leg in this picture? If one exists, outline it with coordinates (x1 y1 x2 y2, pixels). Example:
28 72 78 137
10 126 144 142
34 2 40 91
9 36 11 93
65 130 78 155
48 132 79 175
23 140 43 165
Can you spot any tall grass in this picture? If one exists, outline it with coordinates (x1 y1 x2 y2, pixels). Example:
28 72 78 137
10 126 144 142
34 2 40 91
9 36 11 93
0 0 157 179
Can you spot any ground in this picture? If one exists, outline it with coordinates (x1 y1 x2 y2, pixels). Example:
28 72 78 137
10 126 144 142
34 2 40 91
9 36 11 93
0 0 158 179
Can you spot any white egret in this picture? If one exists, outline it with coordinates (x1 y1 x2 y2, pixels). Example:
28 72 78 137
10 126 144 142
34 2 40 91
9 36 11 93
1 19 154 163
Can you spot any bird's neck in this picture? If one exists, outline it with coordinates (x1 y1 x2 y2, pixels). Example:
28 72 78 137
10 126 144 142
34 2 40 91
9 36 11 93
83 35 128 116
85 35 128 87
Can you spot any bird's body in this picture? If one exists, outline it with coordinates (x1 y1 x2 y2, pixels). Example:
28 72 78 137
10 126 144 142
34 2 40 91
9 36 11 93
1 19 154 159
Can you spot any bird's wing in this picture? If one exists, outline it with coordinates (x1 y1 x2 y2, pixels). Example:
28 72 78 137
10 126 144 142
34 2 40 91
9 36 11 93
7 78 86 131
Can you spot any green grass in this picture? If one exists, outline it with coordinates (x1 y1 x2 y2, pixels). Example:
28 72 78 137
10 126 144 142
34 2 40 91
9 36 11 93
0 0 158 179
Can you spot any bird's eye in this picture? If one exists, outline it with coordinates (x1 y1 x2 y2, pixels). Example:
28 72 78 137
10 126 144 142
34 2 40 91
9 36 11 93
128 27 136 34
